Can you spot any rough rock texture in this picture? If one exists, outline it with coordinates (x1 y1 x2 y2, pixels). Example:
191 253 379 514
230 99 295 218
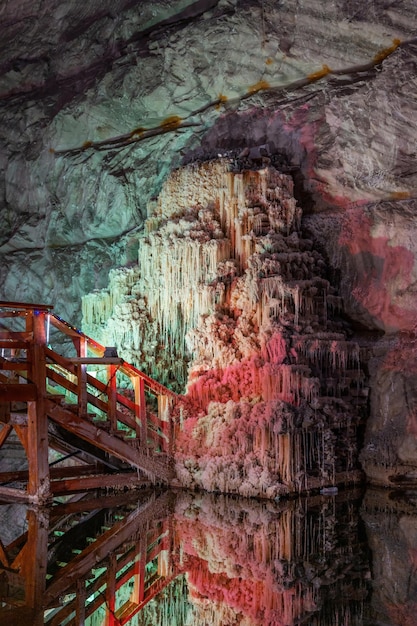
1 0 417 484
84 161 367 497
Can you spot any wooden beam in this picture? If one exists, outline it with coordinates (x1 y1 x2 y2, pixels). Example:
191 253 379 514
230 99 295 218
0 340 28 349
0 485 29 501
0 464 106 484
14 424 29 455
0 383 37 401
0 301 53 311
70 357 124 365
0 360 28 371
51 490 156 516
0 331 31 341
27 311 50 503
105 553 117 626
108 364 117 432
0 537 10 568
21 508 49 613
75 578 86 625
0 423 12 447
50 472 142 494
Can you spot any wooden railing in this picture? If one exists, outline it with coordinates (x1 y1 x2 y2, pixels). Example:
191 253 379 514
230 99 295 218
0 301 177 500
45 311 176 454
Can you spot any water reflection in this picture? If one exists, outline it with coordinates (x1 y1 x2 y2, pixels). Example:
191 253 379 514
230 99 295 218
0 488 416 625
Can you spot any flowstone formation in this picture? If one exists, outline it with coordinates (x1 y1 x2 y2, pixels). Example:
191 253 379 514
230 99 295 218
83 159 367 497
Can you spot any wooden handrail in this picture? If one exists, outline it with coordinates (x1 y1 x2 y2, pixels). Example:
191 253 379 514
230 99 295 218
49 313 176 398
0 301 54 311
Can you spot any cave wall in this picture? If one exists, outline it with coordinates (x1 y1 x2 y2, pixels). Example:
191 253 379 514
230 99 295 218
1 0 417 486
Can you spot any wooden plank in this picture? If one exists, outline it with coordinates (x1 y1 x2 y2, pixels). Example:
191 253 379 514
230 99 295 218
49 465 105 479
0 310 27 319
119 575 177 626
54 546 138 625
0 465 109 483
0 340 27 349
45 347 77 374
51 491 154 516
0 361 29 371
105 554 117 626
45 401 173 482
76 361 87 416
50 472 141 494
49 316 86 338
70 357 123 365
122 363 176 398
0 301 53 311
0 485 29 501
0 330 31 341
46 526 173 625
0 537 10 568
0 469 28 483
0 383 37 401
137 535 146 603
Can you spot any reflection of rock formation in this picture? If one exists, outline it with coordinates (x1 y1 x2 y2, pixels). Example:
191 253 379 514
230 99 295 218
361 489 417 626
175 491 369 626
360 334 417 488
83 160 367 497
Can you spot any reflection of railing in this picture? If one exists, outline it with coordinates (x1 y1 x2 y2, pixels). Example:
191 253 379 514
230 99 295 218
0 491 180 626
0 302 177 502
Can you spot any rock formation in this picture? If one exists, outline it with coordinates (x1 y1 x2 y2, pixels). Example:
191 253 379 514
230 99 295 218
83 159 367 496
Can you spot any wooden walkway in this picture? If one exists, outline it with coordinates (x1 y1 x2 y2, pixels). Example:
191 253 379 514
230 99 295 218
0 301 177 503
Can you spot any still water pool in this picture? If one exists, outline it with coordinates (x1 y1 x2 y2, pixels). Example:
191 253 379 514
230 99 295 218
0 487 415 625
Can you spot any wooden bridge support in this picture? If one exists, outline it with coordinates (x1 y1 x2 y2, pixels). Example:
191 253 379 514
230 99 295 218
27 311 50 502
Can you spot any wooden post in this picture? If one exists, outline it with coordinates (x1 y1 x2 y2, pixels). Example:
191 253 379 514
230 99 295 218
132 375 147 446
27 310 50 503
158 395 171 454
75 578 86 626
107 365 117 433
74 336 88 417
22 507 49 624
137 533 147 603
103 554 117 626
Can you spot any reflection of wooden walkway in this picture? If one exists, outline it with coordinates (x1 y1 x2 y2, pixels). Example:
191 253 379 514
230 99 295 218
0 302 177 503
0 491 179 626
